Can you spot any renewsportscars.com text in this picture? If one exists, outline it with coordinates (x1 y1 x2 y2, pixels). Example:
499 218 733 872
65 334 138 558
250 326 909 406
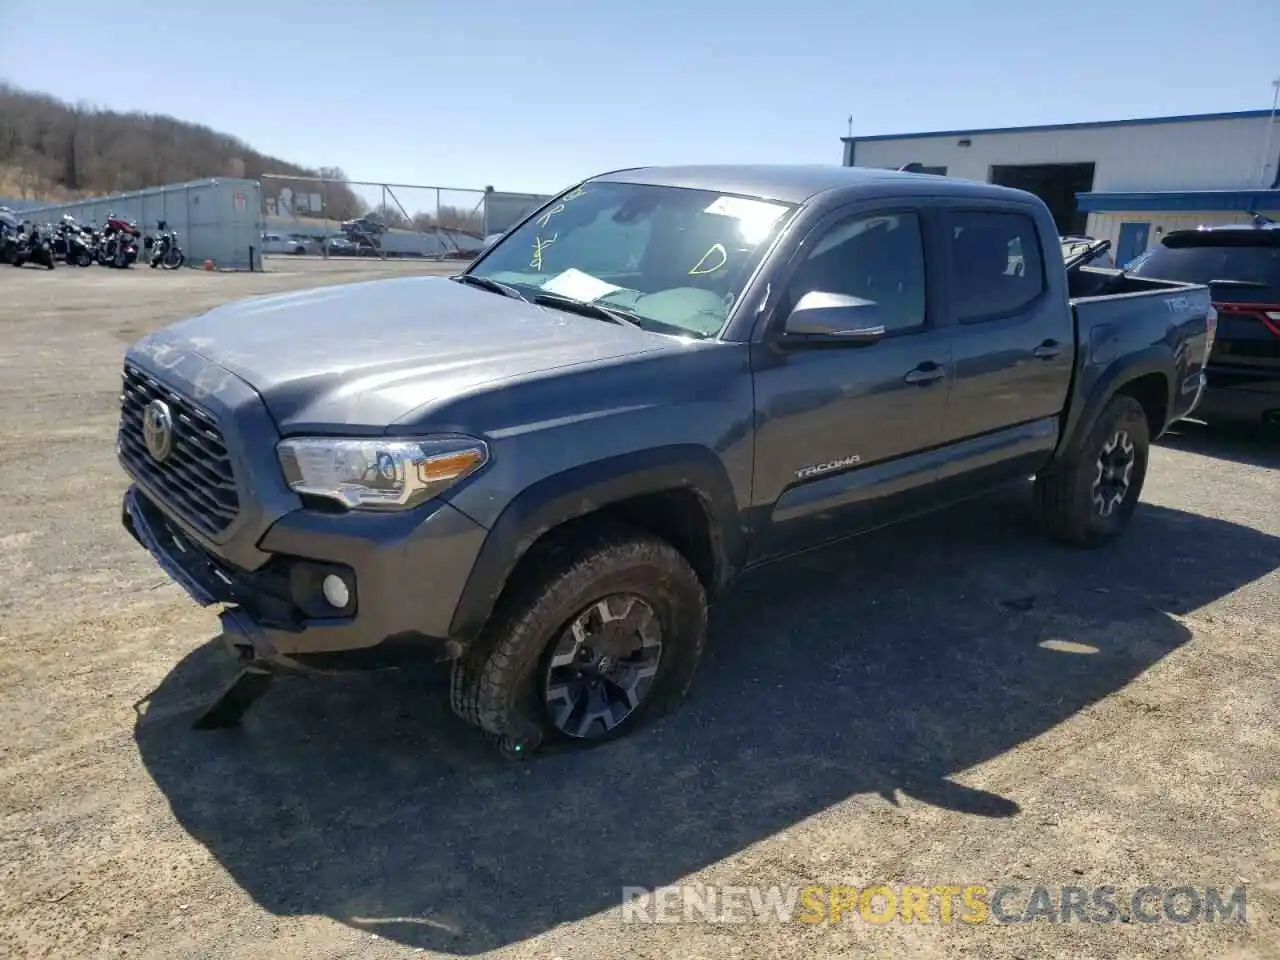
621 884 1247 925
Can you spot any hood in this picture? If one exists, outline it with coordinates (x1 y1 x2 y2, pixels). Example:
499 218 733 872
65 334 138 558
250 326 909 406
161 275 677 430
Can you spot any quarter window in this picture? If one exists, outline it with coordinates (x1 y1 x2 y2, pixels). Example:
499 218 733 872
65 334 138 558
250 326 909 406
948 211 1045 321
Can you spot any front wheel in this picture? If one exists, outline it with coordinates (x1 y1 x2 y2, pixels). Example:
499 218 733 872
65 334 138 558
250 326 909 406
162 248 184 269
1035 394 1150 548
450 525 708 756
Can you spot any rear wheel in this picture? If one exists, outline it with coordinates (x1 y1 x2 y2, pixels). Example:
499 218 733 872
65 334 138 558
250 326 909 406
1036 394 1150 547
450 524 708 757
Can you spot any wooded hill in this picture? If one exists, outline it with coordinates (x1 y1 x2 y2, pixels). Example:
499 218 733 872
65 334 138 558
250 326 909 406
0 83 365 218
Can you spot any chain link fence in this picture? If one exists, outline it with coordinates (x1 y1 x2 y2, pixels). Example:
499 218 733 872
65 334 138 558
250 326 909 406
259 175 550 261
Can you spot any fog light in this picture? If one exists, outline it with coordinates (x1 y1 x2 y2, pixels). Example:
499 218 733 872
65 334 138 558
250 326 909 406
322 574 351 609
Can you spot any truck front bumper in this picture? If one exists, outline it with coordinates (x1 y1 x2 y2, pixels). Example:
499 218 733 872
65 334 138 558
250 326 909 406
122 484 488 670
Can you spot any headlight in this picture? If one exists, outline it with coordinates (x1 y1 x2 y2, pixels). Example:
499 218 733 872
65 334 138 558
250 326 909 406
277 435 488 510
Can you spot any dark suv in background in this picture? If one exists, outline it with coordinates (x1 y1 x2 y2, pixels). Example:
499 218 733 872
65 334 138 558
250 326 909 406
1127 220 1280 428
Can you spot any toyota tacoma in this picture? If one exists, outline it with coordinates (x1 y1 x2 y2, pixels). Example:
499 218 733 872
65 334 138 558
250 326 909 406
119 164 1214 757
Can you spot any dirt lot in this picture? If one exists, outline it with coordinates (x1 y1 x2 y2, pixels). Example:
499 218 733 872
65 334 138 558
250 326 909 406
0 259 1277 960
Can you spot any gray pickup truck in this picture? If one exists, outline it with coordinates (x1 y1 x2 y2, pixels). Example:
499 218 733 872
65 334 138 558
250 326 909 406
119 165 1214 757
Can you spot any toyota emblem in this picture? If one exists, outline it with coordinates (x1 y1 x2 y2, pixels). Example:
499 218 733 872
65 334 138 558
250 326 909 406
142 399 175 462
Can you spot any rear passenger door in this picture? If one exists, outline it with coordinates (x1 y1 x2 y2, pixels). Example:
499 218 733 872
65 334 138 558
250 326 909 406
940 207 1075 450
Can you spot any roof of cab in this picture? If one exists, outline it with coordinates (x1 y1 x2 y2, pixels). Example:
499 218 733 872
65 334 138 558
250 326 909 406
593 164 1031 206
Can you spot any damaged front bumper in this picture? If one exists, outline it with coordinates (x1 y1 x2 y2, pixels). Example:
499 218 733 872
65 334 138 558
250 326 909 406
123 482 485 666
124 485 292 728
123 480 489 726
122 484 290 666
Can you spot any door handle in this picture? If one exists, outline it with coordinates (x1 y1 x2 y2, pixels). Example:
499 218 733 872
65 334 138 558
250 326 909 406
1033 340 1062 360
903 363 946 386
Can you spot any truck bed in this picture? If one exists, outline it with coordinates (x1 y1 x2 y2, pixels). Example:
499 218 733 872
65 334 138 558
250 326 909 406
1062 270 1213 444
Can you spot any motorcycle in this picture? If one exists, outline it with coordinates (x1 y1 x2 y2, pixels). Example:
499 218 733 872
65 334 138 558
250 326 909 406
11 222 57 270
98 213 140 268
79 224 103 257
55 215 96 266
144 219 185 269
0 207 20 264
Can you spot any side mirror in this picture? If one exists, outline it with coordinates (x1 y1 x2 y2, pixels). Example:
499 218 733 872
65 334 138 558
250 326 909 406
782 291 886 344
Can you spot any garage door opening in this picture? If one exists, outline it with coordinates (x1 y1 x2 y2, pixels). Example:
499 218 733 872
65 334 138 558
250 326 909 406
989 163 1095 235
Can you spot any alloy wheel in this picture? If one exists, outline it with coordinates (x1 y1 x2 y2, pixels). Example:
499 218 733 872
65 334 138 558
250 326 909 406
1092 429 1136 517
542 594 662 738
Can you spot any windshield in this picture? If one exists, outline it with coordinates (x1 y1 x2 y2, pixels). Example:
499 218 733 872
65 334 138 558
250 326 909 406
466 181 796 337
1128 240 1280 298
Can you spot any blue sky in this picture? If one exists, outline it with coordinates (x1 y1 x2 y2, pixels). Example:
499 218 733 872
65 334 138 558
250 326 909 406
2 1 1278 196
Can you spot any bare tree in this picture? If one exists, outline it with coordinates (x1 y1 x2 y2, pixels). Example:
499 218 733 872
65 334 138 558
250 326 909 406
368 203 408 229
0 82 366 216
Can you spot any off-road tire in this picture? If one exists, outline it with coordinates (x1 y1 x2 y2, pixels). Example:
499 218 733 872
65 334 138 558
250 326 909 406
450 523 708 754
1036 394 1150 548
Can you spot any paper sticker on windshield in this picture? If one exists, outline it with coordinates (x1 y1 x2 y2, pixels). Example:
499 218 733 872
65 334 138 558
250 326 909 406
541 268 623 302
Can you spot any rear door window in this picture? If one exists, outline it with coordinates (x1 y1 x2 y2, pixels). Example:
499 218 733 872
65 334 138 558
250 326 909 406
946 211 1046 322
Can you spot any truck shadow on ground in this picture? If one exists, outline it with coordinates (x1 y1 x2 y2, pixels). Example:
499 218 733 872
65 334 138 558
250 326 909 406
1157 420 1280 469
133 487 1279 954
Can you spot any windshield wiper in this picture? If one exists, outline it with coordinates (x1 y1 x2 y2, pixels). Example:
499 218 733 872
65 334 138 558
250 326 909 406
450 273 529 301
530 292 643 329
1208 278 1269 288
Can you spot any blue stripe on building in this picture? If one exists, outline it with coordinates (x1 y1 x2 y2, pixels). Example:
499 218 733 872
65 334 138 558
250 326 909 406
1076 190 1280 213
841 109 1276 145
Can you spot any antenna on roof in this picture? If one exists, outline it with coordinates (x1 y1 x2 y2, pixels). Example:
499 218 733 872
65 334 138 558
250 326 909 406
1248 210 1276 226
898 162 925 174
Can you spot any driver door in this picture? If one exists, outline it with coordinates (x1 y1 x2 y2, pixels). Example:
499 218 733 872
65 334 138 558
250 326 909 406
749 203 955 561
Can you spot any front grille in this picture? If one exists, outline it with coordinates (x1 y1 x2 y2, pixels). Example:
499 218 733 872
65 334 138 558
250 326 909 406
118 364 240 536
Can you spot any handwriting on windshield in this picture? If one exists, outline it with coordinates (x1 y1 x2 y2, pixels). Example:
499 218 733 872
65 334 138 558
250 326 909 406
536 204 566 229
689 243 728 276
530 234 558 271
534 186 588 230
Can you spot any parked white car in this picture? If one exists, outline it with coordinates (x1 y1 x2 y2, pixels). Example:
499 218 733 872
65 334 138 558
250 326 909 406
260 233 309 255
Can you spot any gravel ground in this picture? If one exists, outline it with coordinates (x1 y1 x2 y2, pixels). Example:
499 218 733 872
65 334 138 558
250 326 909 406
0 259 1277 960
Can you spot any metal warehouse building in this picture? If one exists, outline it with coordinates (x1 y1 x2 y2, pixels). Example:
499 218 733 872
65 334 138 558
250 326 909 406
13 178 263 270
842 109 1280 266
